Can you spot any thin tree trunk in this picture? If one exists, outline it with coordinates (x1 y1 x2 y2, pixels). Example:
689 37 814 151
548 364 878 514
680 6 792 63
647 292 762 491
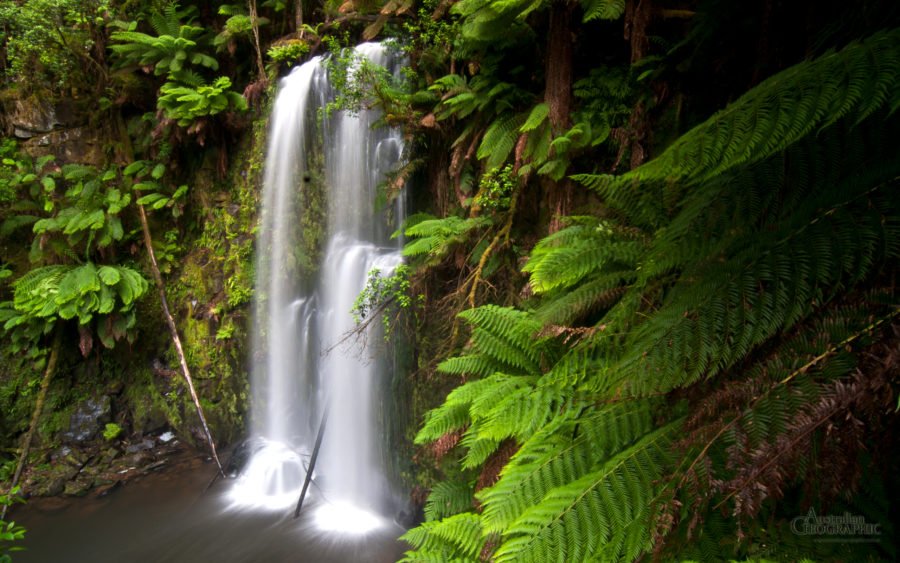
137 204 224 476
295 0 304 36
248 0 267 82
2 328 61 521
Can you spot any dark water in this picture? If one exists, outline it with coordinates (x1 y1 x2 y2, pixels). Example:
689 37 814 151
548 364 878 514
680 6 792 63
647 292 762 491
11 454 406 563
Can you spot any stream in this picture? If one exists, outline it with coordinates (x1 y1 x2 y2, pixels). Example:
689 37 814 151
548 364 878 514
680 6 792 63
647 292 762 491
12 452 406 562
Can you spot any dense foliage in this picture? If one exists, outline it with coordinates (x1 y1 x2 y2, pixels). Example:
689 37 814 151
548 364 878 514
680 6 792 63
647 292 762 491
0 0 898 561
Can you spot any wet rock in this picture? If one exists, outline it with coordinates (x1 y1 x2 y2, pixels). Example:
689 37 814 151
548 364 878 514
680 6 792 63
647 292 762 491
61 396 112 444
45 477 67 497
132 397 170 436
144 460 167 472
95 481 122 497
22 126 106 166
125 439 155 454
63 476 94 497
50 446 73 462
9 98 59 138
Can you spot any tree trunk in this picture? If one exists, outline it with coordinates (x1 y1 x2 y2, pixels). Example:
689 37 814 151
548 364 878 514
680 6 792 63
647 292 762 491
2 328 61 521
295 0 304 36
545 0 575 132
543 1 576 232
137 204 224 476
248 0 268 82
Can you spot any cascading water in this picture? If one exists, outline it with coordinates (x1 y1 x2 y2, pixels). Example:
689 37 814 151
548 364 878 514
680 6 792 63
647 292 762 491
230 43 406 533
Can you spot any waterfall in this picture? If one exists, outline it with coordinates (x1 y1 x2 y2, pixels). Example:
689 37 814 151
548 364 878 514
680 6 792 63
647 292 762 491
230 44 405 532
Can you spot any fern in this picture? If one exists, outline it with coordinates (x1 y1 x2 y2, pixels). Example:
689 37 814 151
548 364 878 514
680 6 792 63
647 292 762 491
575 28 900 227
492 422 680 562
477 112 528 170
407 25 900 563
582 0 626 22
424 481 476 521
402 214 491 263
400 512 485 562
436 306 557 376
477 398 659 534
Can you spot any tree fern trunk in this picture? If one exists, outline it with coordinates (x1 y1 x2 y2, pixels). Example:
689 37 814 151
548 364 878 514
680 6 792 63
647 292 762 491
544 0 576 231
545 0 574 132
2 327 61 521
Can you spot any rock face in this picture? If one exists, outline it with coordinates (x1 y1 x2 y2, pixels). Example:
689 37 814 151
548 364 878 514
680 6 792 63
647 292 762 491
61 396 112 444
10 98 61 138
1 94 105 166
22 126 107 166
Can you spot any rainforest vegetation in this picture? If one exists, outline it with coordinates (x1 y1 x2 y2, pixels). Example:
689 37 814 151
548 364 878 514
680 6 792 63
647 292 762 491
1 0 898 561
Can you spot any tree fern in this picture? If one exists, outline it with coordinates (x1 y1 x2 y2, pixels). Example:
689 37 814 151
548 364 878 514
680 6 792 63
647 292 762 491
492 422 680 562
581 0 625 22
437 305 554 376
575 28 900 227
523 217 645 294
602 182 898 397
402 214 491 263
424 481 476 521
407 25 900 562
477 112 528 170
401 512 486 562
477 398 660 534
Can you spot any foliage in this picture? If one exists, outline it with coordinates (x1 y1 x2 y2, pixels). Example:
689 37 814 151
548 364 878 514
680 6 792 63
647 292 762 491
102 422 123 440
472 164 514 211
213 4 269 54
1 262 148 352
0 0 110 92
123 160 187 218
157 76 247 126
108 3 247 130
109 5 217 77
266 40 309 67
400 213 491 263
0 488 25 562
352 264 418 338
405 26 900 562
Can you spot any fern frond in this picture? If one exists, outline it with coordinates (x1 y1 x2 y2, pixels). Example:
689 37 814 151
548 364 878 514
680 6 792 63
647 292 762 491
574 28 900 226
581 0 626 22
477 398 659 533
493 421 680 562
424 481 476 521
400 512 485 561
478 112 527 170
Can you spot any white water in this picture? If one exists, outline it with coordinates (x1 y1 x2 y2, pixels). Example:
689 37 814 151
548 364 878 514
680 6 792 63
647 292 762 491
232 44 405 530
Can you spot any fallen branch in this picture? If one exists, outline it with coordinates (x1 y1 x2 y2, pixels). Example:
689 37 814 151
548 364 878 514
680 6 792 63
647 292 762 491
137 204 224 477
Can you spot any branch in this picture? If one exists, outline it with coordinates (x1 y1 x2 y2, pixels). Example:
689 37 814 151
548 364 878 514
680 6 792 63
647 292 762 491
138 204 224 476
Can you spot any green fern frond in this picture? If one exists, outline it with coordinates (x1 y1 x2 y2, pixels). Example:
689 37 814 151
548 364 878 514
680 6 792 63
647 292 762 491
607 182 899 397
425 481 476 521
477 398 659 533
403 215 491 262
534 272 634 326
492 421 680 562
478 112 528 170
574 28 900 226
582 0 625 22
401 512 485 562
